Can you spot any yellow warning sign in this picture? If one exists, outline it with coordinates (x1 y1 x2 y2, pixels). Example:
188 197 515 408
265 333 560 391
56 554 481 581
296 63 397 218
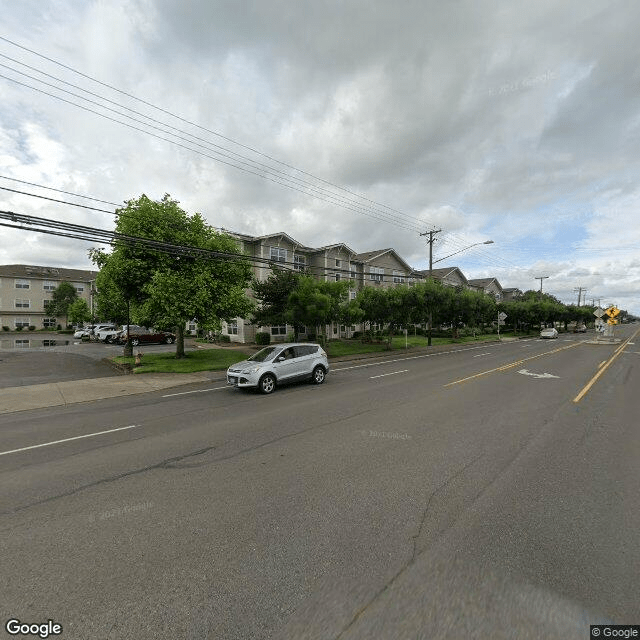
605 306 620 318
607 318 618 325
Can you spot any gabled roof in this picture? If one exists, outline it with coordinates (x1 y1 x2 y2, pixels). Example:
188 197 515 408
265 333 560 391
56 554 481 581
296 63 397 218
221 229 314 250
313 243 358 256
352 248 414 272
0 264 97 281
414 266 469 285
468 277 503 292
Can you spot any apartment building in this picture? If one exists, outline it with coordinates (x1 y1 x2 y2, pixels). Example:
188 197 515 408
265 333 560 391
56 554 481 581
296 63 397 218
0 264 96 329
1 235 509 342
468 277 504 301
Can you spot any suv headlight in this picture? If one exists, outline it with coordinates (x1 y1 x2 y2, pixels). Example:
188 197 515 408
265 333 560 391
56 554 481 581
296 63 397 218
241 366 261 374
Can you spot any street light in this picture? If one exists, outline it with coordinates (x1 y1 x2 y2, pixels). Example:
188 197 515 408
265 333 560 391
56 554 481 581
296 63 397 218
424 239 494 346
432 240 494 265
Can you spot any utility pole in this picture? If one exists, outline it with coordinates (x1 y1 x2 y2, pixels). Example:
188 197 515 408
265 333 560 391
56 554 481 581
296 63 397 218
420 229 442 346
574 287 586 306
535 276 549 299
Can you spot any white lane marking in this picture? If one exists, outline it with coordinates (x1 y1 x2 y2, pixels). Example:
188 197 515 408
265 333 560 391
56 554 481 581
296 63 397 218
473 352 492 357
598 360 606 368
0 425 139 457
333 344 504 372
162 386 228 397
517 369 560 379
370 369 409 379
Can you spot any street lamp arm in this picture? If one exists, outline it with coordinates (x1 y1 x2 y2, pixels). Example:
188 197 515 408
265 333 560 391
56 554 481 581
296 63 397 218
432 240 494 265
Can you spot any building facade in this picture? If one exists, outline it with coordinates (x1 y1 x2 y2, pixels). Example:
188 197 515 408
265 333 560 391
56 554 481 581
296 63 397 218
0 265 96 330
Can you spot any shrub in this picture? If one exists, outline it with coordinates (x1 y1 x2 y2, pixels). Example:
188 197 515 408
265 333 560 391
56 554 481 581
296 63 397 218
255 331 270 345
15 326 23 331
28 325 36 331
219 334 231 343
352 331 362 339
2 326 9 331
57 324 62 331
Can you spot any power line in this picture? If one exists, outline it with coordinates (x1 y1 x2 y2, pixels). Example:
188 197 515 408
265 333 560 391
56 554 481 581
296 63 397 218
0 210 426 284
0 37 525 271
0 175 120 207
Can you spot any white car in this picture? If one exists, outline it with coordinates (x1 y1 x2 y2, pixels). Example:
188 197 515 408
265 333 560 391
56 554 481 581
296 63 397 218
97 324 141 343
227 343 329 394
540 327 559 339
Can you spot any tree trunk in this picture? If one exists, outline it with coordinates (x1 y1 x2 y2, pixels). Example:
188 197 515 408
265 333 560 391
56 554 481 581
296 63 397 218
176 324 185 358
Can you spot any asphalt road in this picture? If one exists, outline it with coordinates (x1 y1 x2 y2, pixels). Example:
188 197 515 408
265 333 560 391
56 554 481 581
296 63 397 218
1 327 639 639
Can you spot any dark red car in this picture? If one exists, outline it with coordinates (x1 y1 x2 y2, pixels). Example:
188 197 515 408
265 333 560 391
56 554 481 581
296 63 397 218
117 327 175 346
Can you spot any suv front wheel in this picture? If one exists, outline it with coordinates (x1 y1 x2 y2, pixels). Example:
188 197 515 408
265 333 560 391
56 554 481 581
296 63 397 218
312 366 326 385
259 373 276 394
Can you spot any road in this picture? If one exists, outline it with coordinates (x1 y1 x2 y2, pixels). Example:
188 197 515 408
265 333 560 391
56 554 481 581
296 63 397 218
1 327 639 639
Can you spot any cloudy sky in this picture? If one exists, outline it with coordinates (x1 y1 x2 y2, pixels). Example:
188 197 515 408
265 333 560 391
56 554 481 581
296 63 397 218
1 0 639 312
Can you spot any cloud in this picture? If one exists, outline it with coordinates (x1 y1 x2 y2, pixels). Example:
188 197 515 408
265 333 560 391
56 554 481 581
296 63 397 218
1 0 639 312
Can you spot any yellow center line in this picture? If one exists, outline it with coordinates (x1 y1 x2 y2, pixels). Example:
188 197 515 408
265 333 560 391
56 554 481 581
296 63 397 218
573 327 640 403
445 341 582 387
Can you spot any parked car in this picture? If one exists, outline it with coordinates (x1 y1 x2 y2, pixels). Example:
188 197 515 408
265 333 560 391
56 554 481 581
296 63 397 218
540 327 559 339
90 324 115 337
573 323 587 333
73 327 91 338
227 343 329 394
116 327 176 346
97 324 141 343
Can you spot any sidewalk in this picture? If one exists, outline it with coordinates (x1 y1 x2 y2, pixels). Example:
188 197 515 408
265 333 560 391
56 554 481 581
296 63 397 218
0 337 518 415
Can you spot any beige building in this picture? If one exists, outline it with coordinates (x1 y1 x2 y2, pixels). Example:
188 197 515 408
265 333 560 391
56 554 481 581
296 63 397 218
468 277 504 301
0 264 96 330
1 236 511 342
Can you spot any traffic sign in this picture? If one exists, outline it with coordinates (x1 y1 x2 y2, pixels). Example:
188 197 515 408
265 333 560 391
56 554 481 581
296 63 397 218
594 307 605 318
605 306 620 318
498 312 507 321
607 318 618 325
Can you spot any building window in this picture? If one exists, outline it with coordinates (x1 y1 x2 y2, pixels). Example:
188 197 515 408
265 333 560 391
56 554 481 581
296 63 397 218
350 265 356 278
335 259 341 267
15 318 30 328
15 299 30 309
270 325 287 336
15 339 30 348
393 270 405 284
74 285 85 293
43 281 57 291
270 247 287 263
335 273 341 281
15 279 30 289
370 267 384 282
350 290 357 300
227 321 238 335
294 255 306 271
43 317 56 328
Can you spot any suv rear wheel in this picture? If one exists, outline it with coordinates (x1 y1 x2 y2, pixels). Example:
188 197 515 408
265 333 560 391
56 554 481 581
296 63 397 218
259 373 276 394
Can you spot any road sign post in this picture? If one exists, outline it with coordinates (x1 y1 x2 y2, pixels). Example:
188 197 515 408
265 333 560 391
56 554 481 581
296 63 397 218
498 311 507 340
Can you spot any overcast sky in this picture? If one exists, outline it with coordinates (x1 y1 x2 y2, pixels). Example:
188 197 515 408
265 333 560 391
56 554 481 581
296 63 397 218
1 0 639 313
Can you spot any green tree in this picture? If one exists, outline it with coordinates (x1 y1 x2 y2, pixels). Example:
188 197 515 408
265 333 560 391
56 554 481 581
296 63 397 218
251 268 302 334
285 276 350 342
45 281 79 326
91 194 253 358
67 298 91 326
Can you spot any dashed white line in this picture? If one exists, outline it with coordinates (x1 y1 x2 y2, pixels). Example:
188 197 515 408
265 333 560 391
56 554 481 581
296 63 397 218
0 425 140 457
473 352 492 358
162 386 228 397
370 369 409 379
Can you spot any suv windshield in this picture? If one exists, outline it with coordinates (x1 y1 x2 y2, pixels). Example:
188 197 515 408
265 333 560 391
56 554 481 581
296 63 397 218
248 347 279 362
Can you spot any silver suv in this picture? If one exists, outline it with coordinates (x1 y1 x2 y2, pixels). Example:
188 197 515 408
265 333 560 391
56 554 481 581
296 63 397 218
227 343 329 394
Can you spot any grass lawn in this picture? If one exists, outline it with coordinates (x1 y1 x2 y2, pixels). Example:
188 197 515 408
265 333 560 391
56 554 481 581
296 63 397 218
112 331 538 373
113 348 248 374
324 333 515 357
